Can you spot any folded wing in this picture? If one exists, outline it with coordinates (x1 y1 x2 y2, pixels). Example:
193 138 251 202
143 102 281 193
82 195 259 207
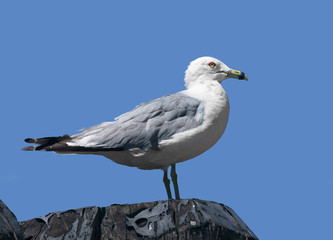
23 93 205 152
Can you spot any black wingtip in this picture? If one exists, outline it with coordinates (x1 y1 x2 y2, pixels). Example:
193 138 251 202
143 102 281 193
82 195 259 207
23 134 72 151
25 138 36 143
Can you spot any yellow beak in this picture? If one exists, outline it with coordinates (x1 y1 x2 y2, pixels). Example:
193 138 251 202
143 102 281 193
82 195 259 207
227 69 248 80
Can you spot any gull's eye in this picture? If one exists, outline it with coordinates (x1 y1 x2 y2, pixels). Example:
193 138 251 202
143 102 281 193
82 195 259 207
208 62 216 68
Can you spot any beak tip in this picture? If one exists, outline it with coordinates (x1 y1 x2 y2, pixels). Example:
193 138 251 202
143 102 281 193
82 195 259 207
240 72 248 81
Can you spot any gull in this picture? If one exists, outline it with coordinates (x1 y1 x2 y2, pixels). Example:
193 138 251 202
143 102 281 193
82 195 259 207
22 57 247 199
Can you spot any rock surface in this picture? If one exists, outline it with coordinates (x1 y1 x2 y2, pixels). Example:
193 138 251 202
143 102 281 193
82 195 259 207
0 200 24 240
20 199 258 240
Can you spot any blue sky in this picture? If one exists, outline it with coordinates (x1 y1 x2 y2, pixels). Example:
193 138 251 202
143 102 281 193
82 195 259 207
1 1 332 239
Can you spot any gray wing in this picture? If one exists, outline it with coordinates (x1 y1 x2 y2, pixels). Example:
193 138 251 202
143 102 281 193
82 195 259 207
71 92 205 151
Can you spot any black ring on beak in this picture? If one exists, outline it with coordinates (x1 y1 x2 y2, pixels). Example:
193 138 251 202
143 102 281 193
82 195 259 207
239 72 246 80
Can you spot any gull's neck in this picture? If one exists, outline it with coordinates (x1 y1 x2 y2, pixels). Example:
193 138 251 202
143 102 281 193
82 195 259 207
185 78 226 100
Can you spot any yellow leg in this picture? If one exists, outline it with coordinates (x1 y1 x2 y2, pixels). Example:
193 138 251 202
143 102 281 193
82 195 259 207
163 169 172 199
171 164 180 199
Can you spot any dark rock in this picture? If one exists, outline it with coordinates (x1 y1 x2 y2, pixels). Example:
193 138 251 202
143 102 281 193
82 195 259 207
20 199 258 240
0 200 24 240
